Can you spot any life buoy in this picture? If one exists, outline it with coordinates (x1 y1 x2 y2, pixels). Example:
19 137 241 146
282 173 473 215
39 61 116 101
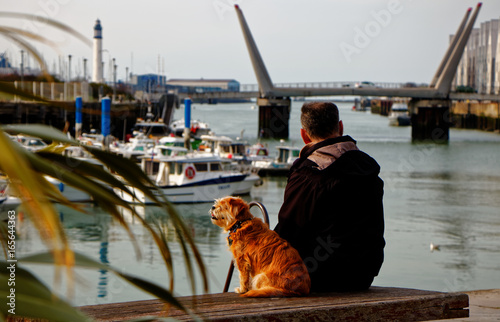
185 166 196 179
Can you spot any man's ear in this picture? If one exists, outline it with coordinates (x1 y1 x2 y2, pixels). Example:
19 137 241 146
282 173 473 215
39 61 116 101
338 120 344 136
301 128 312 144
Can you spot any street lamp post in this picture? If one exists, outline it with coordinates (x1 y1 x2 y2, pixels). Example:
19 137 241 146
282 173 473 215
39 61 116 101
20 50 24 87
112 58 116 102
68 54 72 82
83 58 87 81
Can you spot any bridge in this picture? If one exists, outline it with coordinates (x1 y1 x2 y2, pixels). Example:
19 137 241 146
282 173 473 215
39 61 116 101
182 3 496 142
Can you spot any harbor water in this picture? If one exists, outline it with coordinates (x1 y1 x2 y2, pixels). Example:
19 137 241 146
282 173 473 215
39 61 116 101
11 101 500 306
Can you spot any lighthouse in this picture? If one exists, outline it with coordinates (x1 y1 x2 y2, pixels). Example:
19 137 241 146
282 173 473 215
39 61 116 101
92 19 103 83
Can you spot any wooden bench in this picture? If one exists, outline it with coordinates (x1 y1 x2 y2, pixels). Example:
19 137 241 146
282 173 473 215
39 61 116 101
79 287 469 321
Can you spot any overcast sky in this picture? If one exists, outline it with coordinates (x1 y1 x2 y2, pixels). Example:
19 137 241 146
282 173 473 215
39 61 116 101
1 0 499 85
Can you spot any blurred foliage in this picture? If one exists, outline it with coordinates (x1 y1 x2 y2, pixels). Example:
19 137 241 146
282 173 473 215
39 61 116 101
0 11 207 321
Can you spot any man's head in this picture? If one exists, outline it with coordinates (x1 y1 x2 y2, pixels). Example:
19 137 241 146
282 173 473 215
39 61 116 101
300 102 343 144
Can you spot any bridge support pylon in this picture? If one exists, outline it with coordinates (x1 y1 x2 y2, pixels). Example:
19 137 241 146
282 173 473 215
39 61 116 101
409 99 452 143
257 97 291 139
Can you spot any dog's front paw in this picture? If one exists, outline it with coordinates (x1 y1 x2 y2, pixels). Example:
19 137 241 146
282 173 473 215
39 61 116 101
235 287 247 294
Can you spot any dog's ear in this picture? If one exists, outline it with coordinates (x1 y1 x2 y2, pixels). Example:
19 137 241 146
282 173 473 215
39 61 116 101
230 197 251 221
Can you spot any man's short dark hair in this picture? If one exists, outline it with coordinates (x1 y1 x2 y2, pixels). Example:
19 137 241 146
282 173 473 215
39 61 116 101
301 102 340 139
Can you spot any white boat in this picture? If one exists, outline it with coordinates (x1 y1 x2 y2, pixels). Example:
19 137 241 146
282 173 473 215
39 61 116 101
170 119 211 137
111 137 156 162
159 136 186 147
246 143 270 161
15 135 48 151
198 135 248 162
116 147 248 204
79 132 104 147
133 120 171 139
0 179 21 214
197 135 262 193
233 172 261 195
389 103 411 126
46 147 106 202
252 145 301 176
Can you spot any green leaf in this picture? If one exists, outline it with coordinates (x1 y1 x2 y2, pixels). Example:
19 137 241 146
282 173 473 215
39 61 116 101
2 124 78 145
0 262 91 322
20 252 187 313
83 146 161 203
0 12 92 47
36 152 134 196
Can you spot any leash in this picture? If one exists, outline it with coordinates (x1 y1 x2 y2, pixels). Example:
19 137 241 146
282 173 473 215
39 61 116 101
223 201 269 293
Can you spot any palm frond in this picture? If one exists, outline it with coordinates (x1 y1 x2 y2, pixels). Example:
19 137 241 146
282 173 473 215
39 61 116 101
0 12 91 47
1 124 209 296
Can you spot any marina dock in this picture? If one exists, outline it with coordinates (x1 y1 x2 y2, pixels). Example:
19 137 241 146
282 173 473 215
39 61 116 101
80 286 472 321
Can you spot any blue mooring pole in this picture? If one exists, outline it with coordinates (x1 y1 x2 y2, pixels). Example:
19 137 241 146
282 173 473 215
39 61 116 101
75 96 82 138
101 97 111 149
184 98 192 150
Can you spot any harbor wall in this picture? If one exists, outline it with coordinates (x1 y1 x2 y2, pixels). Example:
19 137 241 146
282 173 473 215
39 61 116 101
450 101 500 132
370 98 500 133
0 101 138 140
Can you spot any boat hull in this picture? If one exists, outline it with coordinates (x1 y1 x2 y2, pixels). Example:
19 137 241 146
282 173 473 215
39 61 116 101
117 175 247 204
234 173 262 195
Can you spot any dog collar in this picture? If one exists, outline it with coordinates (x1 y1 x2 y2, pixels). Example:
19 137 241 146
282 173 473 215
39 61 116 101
228 219 251 246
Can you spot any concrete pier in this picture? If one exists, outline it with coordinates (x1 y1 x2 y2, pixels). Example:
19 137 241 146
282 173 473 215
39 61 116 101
256 97 291 139
409 99 452 143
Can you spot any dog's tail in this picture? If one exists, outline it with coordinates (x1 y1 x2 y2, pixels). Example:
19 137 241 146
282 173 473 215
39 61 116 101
240 287 305 298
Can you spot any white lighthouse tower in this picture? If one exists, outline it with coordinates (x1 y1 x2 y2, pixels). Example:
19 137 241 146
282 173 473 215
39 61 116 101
92 19 103 83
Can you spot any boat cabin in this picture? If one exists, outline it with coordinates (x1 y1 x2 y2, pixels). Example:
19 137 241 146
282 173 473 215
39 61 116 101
276 146 300 164
133 121 171 138
141 153 225 187
247 143 269 158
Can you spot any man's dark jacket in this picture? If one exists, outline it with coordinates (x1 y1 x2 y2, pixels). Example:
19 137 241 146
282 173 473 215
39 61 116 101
274 135 385 292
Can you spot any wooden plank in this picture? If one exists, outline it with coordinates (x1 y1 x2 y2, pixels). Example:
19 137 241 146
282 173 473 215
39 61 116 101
79 287 469 321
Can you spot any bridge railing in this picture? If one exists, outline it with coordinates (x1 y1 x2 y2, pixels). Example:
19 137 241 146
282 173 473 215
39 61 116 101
240 81 410 92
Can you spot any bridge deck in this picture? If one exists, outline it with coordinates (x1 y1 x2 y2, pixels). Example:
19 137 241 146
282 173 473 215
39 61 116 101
79 286 468 321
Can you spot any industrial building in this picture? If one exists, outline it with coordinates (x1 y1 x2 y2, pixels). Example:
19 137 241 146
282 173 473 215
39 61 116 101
166 78 240 94
455 18 500 94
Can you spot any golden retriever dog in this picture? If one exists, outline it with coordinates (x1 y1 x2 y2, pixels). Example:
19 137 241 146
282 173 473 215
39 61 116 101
210 197 310 297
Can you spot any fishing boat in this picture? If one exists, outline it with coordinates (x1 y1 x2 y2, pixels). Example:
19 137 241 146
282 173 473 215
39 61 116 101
116 146 248 204
251 145 301 176
197 135 262 192
388 103 411 126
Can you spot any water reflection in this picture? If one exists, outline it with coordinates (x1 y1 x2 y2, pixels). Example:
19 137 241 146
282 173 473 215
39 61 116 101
381 163 500 292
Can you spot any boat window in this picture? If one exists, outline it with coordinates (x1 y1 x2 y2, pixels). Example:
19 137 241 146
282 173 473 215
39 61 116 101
233 144 246 155
161 149 171 156
221 145 231 153
176 163 183 175
210 163 221 171
134 146 144 151
292 150 300 157
144 160 160 176
257 149 268 156
279 150 288 162
169 163 175 175
194 163 208 172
